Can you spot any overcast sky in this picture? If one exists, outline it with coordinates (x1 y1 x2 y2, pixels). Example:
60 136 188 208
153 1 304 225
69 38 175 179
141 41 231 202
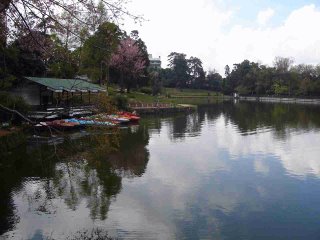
123 0 320 74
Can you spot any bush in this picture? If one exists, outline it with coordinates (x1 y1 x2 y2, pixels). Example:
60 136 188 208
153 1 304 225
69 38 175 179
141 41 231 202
111 94 128 110
0 93 29 112
139 87 152 95
0 92 30 123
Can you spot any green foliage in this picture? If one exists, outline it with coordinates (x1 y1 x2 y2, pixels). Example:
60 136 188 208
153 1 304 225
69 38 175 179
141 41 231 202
236 85 251 95
273 83 289 95
0 45 19 90
0 73 16 90
223 59 320 96
207 71 223 91
140 87 152 95
111 94 128 110
0 92 30 113
80 22 122 84
150 71 162 95
188 57 206 88
46 36 78 78
0 93 30 123
168 52 190 88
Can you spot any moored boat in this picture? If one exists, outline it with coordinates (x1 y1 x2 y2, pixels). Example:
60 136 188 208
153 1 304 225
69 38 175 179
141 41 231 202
35 119 80 130
65 118 117 127
117 111 140 122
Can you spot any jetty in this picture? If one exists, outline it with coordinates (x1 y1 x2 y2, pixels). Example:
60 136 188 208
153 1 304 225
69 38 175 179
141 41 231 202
129 103 196 114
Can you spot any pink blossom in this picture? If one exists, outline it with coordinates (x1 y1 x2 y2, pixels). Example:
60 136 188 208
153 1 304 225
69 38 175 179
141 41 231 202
110 37 146 77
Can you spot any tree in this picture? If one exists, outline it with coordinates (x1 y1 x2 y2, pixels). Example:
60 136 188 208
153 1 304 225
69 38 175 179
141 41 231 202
188 57 205 88
6 31 54 77
255 65 274 95
273 57 295 95
129 30 149 87
225 65 230 77
80 22 122 84
46 35 78 78
160 68 175 87
167 52 189 88
207 70 222 91
130 30 150 69
274 57 294 73
1 0 142 48
110 37 146 92
150 71 162 96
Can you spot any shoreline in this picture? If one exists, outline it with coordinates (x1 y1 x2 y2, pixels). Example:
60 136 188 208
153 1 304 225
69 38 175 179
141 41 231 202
238 96 320 105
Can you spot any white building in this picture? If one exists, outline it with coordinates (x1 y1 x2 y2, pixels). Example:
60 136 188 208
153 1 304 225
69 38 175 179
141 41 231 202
148 54 161 70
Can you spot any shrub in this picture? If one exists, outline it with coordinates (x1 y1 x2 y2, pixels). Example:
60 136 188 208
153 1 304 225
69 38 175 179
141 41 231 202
111 94 128 110
139 87 152 95
0 93 30 123
0 93 29 112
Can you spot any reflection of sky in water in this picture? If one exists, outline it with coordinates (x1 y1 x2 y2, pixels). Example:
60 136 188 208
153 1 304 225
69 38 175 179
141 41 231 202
2 106 320 239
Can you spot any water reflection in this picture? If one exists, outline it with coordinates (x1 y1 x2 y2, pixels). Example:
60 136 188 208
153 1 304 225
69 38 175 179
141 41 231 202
0 125 149 239
1 102 320 239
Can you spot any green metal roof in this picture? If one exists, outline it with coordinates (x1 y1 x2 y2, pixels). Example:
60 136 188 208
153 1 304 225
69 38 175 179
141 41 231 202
25 77 106 93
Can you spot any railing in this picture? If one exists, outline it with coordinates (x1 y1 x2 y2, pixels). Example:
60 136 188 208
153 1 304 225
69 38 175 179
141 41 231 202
129 103 174 108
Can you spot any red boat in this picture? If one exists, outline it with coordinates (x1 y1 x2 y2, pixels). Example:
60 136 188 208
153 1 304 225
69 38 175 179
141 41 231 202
117 111 140 122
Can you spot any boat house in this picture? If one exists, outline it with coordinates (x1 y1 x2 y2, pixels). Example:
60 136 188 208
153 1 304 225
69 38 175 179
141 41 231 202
11 77 106 107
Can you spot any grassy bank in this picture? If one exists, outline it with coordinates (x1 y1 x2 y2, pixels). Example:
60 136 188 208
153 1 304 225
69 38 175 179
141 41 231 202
107 85 226 105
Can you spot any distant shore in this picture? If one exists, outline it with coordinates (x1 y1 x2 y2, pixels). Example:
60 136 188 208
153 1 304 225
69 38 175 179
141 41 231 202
238 96 320 105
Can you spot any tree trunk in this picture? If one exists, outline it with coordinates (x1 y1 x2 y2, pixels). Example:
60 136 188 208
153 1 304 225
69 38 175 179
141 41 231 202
105 64 110 96
127 77 131 93
120 71 124 93
100 61 107 85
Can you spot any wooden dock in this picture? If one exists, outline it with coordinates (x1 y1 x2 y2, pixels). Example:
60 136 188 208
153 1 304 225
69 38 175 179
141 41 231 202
28 105 96 120
129 103 196 114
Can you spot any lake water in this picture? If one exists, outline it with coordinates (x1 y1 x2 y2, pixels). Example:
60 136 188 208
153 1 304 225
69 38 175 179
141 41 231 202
1 101 320 239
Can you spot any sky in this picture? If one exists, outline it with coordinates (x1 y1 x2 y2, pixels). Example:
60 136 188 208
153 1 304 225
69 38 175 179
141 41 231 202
123 0 320 74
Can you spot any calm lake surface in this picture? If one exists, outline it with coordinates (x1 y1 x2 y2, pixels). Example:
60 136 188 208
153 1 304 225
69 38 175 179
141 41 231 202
1 101 320 239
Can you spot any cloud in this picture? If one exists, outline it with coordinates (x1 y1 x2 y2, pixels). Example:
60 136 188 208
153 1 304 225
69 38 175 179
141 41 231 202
257 8 275 25
124 2 320 74
213 4 320 73
214 116 320 178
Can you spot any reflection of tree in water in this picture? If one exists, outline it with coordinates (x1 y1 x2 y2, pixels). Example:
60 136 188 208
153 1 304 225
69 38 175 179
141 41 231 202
169 113 205 140
201 102 320 138
0 134 57 235
0 124 150 236
108 124 150 178
163 102 320 143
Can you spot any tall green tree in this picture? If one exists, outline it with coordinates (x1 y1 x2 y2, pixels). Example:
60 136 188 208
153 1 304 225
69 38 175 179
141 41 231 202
167 52 189 88
207 70 223 91
188 57 205 88
80 22 122 84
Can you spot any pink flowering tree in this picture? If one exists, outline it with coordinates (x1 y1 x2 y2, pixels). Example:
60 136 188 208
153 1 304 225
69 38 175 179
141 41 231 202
110 37 146 92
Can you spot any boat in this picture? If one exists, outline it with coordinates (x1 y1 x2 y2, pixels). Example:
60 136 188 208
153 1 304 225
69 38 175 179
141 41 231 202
33 111 140 131
65 118 117 127
105 114 130 124
35 119 80 130
117 111 140 122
